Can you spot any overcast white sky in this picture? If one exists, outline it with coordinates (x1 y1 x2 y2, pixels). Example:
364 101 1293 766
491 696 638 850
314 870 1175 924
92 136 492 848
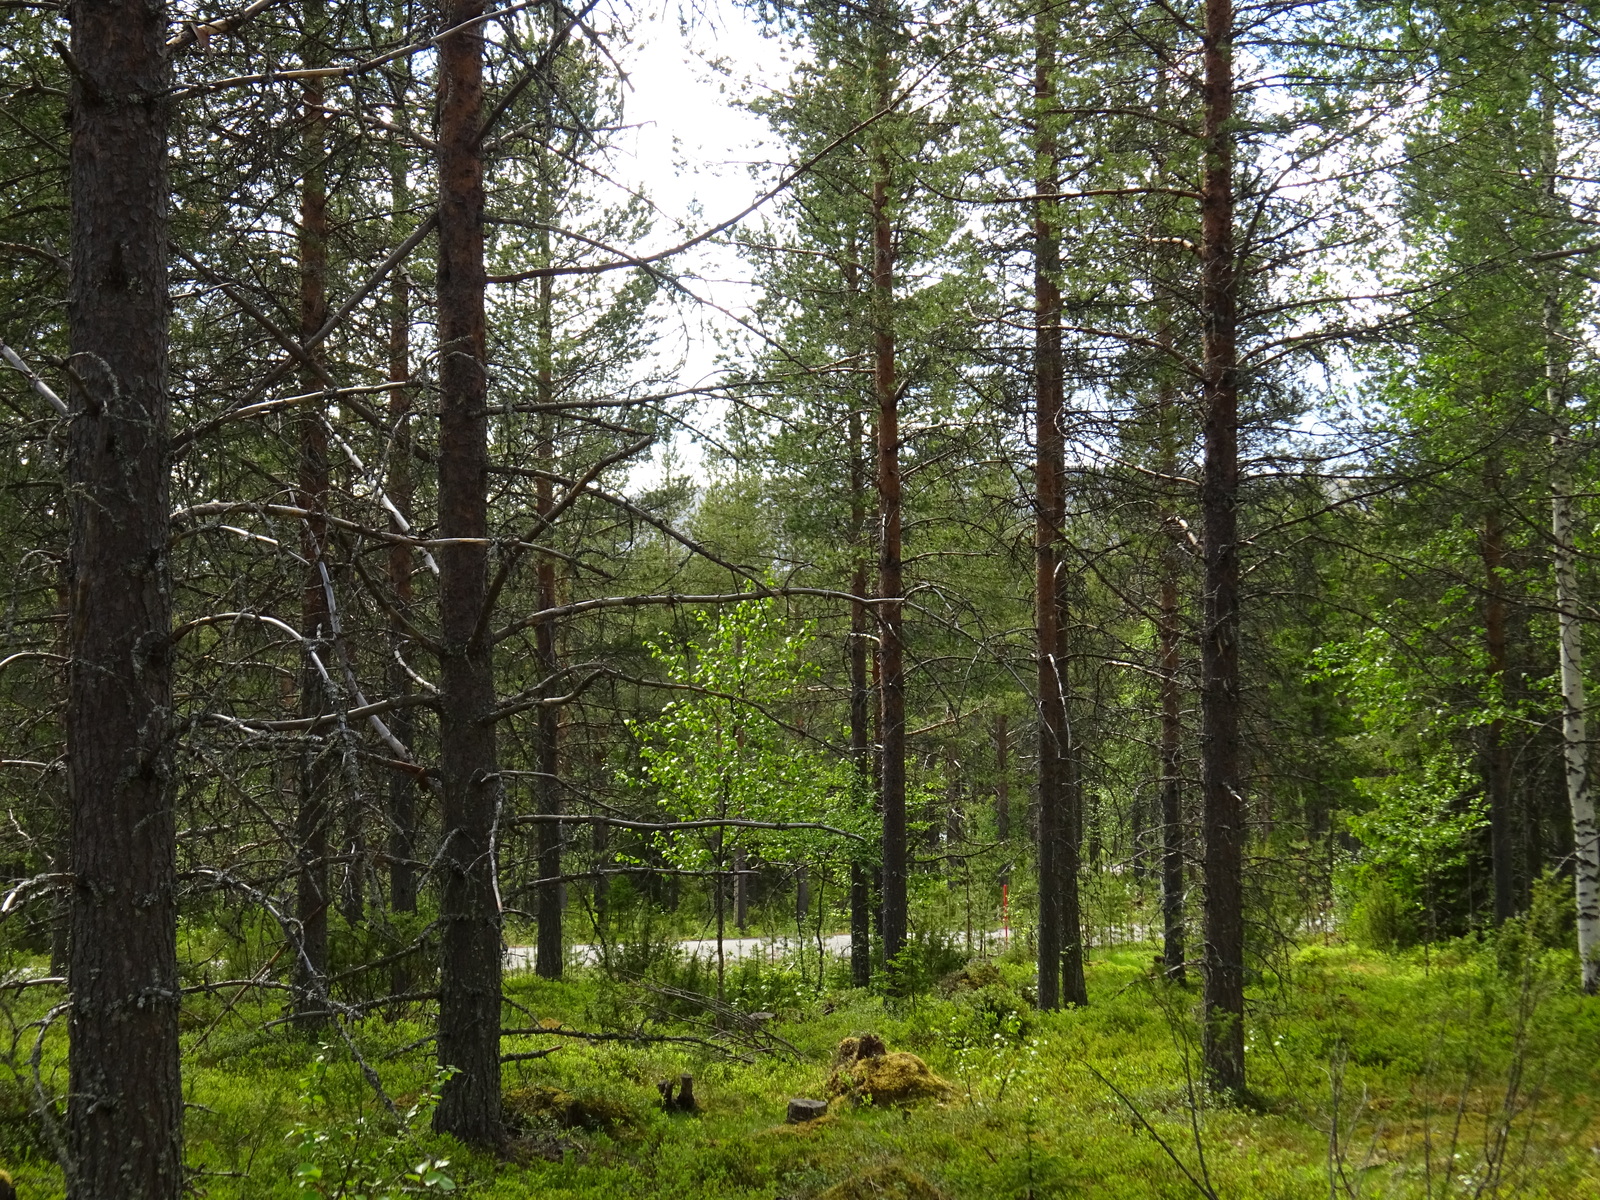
606 0 791 487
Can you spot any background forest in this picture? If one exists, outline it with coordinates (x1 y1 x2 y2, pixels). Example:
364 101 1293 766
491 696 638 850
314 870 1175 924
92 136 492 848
3 0 1600 1197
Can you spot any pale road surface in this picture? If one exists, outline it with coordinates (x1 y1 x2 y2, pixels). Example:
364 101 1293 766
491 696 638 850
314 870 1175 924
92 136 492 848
504 930 1016 972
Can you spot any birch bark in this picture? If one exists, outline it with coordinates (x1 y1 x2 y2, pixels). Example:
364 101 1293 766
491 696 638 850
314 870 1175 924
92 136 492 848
1546 297 1600 992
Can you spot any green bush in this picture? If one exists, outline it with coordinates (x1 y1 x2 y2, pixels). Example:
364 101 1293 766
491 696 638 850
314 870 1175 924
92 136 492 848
1344 873 1419 951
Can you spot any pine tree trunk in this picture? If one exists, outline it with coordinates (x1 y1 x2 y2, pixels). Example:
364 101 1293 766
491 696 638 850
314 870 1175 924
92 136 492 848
65 0 182 1192
387 245 417 922
1032 6 1063 1014
1198 0 1246 1097
871 35 908 976
293 0 333 1028
996 714 1010 846
1157 328 1186 984
386 38 419 963
534 258 563 980
734 846 750 932
386 257 418 994
850 408 874 986
1033 6 1086 1011
1482 490 1517 924
592 821 610 923
434 0 503 1144
1159 544 1186 984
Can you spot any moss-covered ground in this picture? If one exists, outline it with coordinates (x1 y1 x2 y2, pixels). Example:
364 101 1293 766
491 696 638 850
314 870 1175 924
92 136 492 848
1 938 1596 1199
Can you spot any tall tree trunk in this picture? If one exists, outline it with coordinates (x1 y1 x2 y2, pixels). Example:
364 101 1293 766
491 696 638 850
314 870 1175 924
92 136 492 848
1157 332 1186 984
434 0 503 1144
50 575 71 977
1033 5 1087 1011
65 0 182 1192
871 26 908 976
995 714 1010 846
293 0 333 1028
592 821 610 924
849 563 874 984
387 166 418 930
1198 0 1246 1097
534 248 563 980
386 256 418 992
1482 485 1517 924
1543 151 1600 991
734 847 750 931
847 271 874 988
386 39 419 972
1542 296 1593 992
1159 526 1186 984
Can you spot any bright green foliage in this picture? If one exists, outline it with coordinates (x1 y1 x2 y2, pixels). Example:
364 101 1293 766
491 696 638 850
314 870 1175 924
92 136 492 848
1314 632 1490 942
629 597 867 872
288 1055 456 1198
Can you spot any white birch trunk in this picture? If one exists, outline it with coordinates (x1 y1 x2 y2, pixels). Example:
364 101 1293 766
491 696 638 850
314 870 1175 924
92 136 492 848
1547 292 1600 993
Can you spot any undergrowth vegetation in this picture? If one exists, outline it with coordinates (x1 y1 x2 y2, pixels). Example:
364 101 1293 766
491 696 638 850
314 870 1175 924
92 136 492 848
1 926 1595 1199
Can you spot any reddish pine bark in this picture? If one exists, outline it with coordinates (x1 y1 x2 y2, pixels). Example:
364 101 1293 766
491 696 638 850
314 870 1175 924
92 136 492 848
1198 0 1246 1097
434 0 504 1144
850 402 874 986
1034 6 1087 1011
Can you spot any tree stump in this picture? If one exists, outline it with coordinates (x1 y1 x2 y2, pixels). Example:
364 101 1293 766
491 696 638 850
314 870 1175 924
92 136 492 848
787 1097 828 1123
675 1073 697 1112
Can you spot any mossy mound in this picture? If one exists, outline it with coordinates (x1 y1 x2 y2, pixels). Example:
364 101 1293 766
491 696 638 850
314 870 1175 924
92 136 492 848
504 1084 640 1133
939 961 1003 993
818 1163 946 1199
827 1035 953 1107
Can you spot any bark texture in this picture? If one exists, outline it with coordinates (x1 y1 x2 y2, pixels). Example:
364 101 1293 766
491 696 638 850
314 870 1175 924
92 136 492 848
996 714 1010 846
849 405 873 987
1157 337 1186 985
871 35 908 974
1159 536 1186 985
386 9 419 940
1198 0 1246 1097
387 259 417 924
1034 7 1087 1011
534 267 563 980
1482 487 1517 923
293 0 333 1028
1546 292 1600 992
434 0 504 1144
65 0 183 1193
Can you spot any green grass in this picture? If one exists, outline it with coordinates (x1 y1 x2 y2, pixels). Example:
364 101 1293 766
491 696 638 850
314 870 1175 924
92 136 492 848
2 938 1596 1199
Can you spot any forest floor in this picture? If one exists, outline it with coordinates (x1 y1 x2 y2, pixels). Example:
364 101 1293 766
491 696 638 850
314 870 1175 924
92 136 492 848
1 937 1597 1199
